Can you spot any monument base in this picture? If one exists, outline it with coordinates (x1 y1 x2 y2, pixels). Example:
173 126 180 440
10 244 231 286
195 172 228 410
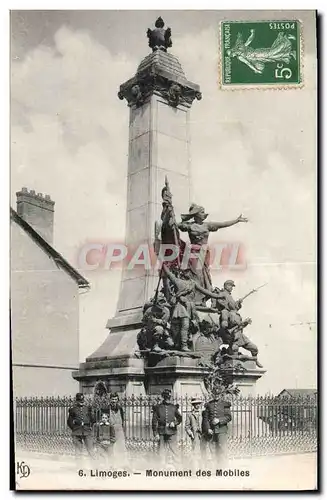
73 348 210 397
72 355 146 396
72 324 147 396
73 313 265 397
144 356 208 397
227 360 266 396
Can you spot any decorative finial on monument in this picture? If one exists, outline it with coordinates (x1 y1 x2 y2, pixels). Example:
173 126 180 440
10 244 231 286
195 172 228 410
118 17 202 108
147 17 172 52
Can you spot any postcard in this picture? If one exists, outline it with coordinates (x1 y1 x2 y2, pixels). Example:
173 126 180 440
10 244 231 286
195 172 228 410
11 9 317 491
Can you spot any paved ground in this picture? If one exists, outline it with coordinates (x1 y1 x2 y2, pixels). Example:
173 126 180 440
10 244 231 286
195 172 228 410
14 451 318 491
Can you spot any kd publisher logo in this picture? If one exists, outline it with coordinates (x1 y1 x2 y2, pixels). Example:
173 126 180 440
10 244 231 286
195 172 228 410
16 461 30 479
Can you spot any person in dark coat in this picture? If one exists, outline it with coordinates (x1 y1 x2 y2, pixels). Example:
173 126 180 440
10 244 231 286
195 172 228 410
67 392 96 462
202 393 231 463
94 412 116 466
152 389 182 464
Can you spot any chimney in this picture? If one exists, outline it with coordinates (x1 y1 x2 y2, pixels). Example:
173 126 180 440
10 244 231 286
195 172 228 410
16 187 55 245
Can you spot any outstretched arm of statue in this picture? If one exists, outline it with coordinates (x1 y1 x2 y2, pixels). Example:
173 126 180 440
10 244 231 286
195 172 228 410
177 221 189 231
194 283 222 299
208 214 248 230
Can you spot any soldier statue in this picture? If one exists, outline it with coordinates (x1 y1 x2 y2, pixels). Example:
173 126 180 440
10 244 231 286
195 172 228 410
216 317 263 369
228 319 263 368
137 292 174 352
162 264 222 352
152 389 182 465
202 391 232 464
213 280 263 368
213 279 243 328
155 178 264 367
193 315 222 365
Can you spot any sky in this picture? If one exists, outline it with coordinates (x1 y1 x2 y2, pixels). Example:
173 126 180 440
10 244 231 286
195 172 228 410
10 10 317 394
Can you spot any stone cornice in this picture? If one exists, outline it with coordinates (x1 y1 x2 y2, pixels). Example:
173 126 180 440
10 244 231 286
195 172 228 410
118 52 202 109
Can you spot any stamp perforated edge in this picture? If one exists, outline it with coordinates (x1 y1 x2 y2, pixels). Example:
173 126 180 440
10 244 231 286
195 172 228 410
217 19 305 91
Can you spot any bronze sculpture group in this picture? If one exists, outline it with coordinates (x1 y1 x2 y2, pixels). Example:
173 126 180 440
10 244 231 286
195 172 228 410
137 178 264 371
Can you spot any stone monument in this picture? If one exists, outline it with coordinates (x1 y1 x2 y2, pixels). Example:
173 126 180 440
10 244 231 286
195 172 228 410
73 17 265 397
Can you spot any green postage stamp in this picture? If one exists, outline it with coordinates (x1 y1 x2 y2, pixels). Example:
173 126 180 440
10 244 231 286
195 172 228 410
220 20 302 88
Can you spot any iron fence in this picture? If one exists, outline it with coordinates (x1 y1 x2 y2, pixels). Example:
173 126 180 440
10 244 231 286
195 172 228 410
14 394 317 459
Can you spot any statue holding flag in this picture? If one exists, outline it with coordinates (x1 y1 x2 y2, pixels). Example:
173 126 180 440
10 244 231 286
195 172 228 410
156 177 248 305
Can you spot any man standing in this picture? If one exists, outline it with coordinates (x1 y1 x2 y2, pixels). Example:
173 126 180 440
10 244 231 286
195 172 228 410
202 392 231 464
152 389 182 465
185 397 204 468
109 393 128 468
67 392 96 464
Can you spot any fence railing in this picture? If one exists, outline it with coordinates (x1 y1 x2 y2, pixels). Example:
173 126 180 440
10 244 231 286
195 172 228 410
14 394 317 459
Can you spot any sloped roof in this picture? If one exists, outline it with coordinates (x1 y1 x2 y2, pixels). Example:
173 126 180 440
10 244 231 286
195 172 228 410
11 207 90 289
278 389 317 398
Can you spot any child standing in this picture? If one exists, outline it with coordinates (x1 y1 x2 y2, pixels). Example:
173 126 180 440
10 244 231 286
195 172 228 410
95 413 115 466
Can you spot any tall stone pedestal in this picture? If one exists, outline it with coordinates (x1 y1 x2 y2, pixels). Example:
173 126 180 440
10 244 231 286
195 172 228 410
73 31 203 396
112 48 201 324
